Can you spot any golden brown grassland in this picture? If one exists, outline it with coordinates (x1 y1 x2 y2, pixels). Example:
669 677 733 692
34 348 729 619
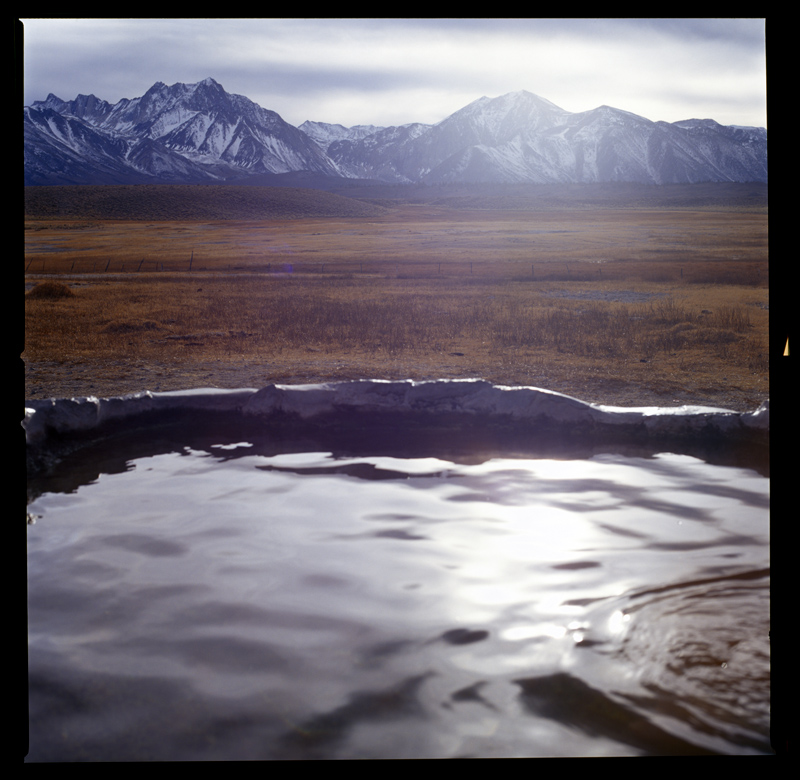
24 193 769 411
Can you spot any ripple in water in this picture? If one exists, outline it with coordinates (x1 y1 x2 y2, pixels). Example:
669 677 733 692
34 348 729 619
26 437 770 760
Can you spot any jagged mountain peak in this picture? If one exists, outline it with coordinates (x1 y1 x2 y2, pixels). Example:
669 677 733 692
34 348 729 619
32 93 68 113
137 77 229 111
24 77 340 184
145 77 221 92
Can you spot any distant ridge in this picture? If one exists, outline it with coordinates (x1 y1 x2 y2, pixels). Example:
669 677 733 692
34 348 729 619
25 78 767 187
325 181 769 211
24 185 390 221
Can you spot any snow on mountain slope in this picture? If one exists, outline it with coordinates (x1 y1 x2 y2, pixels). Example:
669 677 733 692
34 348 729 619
25 80 767 186
298 120 388 151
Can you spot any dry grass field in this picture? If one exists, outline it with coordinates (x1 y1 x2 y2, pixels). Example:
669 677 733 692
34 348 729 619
24 184 769 411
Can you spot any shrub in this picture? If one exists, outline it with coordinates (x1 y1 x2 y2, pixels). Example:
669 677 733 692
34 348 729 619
26 281 76 300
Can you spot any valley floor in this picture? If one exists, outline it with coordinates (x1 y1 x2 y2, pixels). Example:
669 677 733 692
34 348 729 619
24 188 769 414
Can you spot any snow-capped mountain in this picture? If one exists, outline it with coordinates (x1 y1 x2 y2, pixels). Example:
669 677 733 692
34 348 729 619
24 79 767 186
25 78 341 185
322 91 767 185
298 120 389 152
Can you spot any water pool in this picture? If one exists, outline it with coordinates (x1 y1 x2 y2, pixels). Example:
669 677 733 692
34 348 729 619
25 388 771 760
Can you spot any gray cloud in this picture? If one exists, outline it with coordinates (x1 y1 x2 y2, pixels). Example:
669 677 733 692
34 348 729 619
20 18 767 128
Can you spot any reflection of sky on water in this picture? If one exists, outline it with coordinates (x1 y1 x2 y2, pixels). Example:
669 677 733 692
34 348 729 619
27 445 770 759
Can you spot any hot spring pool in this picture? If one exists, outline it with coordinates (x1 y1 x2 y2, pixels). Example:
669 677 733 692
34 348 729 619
25 382 771 759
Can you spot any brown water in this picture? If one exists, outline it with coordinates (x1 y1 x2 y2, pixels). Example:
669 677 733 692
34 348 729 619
26 425 770 759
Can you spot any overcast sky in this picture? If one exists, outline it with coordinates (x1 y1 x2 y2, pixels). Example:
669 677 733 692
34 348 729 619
19 18 768 129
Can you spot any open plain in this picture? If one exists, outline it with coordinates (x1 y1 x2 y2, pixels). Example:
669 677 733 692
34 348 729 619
24 183 768 411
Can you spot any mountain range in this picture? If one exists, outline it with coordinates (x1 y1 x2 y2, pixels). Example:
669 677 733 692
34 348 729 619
24 77 767 187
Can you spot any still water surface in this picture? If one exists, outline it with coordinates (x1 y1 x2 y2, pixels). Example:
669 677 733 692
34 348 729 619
27 428 770 759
